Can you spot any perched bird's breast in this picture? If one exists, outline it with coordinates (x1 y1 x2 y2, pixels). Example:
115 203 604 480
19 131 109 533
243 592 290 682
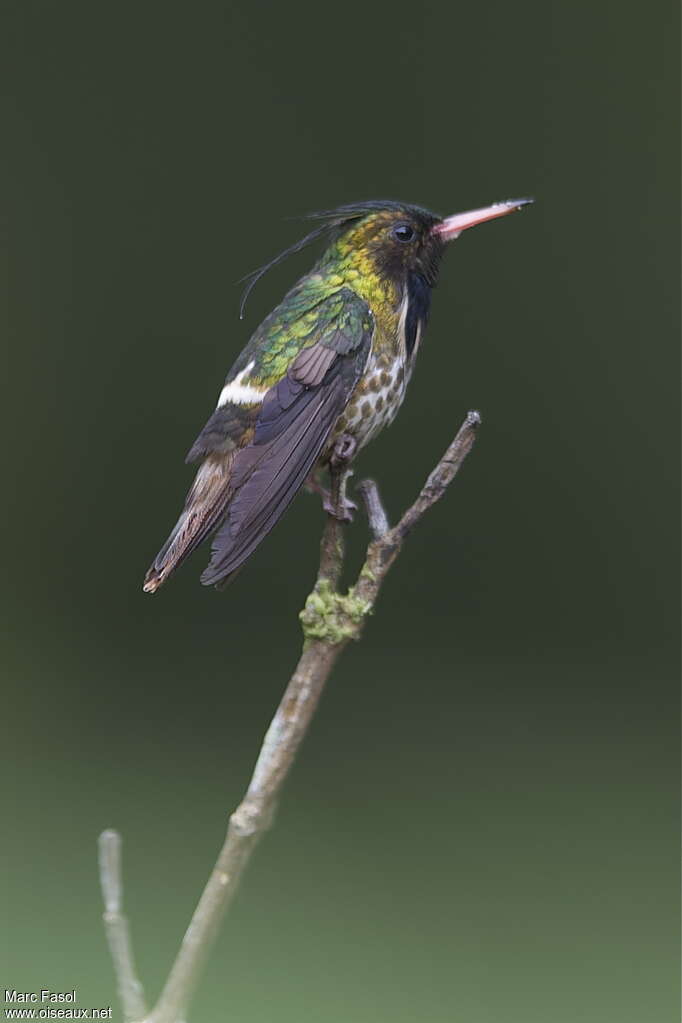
331 287 419 451
335 354 407 450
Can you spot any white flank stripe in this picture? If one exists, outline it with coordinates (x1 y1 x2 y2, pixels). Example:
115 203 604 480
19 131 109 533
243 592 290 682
217 361 267 407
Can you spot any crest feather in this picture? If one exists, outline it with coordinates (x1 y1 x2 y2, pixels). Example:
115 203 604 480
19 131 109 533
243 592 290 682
238 199 439 318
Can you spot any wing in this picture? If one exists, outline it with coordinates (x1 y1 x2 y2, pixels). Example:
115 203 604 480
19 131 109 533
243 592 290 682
185 275 341 464
143 284 373 593
200 288 373 587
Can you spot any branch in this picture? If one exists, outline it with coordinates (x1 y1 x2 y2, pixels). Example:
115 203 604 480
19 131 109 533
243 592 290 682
98 830 148 1023
356 479 390 539
102 409 481 1023
396 409 481 538
352 409 481 607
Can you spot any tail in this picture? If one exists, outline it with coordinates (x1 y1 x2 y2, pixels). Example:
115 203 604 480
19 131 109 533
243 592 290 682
143 453 234 593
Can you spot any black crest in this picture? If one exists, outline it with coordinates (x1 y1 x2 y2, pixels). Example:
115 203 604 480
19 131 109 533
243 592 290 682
239 199 441 318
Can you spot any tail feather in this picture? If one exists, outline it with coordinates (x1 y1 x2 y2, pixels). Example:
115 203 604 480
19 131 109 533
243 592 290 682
143 453 234 593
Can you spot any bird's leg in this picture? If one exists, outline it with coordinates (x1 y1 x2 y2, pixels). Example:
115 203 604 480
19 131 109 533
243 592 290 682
305 435 358 522
326 434 358 523
324 470 357 523
304 469 349 519
330 433 357 469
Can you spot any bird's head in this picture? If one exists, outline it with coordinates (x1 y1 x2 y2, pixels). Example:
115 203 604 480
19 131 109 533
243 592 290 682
239 198 533 317
328 199 534 288
330 203 445 287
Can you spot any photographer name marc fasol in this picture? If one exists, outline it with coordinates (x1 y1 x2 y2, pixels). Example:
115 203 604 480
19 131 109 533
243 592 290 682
5 992 77 1004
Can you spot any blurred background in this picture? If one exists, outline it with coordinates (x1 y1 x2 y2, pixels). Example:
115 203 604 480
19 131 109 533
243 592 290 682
1 0 679 1020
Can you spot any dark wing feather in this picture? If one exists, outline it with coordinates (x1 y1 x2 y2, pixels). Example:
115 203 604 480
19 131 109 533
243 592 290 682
200 292 373 587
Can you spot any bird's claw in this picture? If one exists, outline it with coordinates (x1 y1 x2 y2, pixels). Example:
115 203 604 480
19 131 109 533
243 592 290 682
322 489 358 523
305 472 357 522
306 434 358 520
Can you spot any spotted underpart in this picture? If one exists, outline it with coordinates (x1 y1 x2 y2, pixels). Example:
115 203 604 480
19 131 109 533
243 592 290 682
327 281 423 453
330 347 410 451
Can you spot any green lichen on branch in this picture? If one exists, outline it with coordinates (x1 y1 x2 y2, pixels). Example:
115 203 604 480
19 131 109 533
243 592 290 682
359 562 377 583
299 578 372 645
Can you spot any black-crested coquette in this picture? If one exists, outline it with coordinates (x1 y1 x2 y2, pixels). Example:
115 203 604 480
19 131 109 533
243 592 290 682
144 197 533 592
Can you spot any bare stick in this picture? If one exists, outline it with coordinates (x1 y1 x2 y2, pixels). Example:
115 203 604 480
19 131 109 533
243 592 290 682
352 409 482 607
396 410 481 539
98 830 148 1023
356 479 390 539
105 410 481 1023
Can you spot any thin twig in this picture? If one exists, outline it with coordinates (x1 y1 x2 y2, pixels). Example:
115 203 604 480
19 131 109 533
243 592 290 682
396 410 481 539
356 479 390 539
352 409 481 607
103 409 481 1023
98 830 148 1023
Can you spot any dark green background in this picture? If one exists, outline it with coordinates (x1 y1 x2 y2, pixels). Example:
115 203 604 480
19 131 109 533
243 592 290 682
1 1 679 1020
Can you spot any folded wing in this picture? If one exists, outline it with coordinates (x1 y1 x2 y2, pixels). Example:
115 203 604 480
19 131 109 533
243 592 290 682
201 290 373 587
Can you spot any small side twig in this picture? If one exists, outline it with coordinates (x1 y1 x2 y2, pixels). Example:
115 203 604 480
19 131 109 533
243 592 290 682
101 409 481 1023
356 479 390 539
351 409 482 608
395 409 481 539
98 830 147 1023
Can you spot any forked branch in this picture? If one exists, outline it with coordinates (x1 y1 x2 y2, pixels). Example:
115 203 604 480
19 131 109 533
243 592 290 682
99 409 481 1023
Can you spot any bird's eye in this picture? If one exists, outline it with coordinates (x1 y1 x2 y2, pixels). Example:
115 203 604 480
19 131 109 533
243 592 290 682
392 223 415 243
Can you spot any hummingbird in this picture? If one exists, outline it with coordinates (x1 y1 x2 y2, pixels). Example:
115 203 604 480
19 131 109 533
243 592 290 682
143 197 532 593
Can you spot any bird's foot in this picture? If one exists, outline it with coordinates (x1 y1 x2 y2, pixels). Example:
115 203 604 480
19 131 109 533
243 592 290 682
322 486 357 523
305 472 358 522
305 435 359 522
330 433 357 468
328 434 358 521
